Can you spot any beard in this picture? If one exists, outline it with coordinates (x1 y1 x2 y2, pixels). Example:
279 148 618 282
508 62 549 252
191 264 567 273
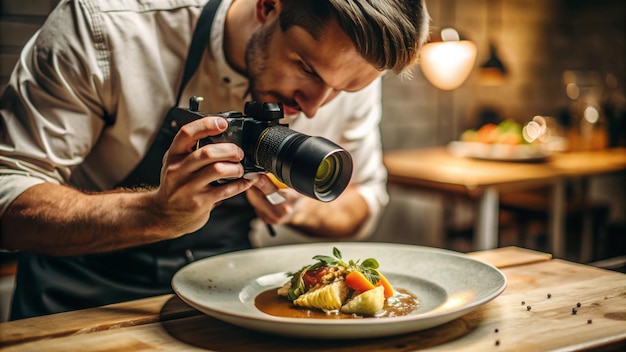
245 21 273 101
244 21 295 107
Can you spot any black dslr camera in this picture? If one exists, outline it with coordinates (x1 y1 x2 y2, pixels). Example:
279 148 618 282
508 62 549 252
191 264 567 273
172 97 353 202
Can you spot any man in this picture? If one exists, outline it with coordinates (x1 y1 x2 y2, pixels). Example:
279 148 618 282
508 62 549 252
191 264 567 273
0 0 429 319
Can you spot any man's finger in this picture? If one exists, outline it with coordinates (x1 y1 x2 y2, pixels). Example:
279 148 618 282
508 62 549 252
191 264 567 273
169 116 228 154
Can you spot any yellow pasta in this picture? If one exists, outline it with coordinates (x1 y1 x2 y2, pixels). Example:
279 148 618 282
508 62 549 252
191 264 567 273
293 280 348 311
341 285 385 315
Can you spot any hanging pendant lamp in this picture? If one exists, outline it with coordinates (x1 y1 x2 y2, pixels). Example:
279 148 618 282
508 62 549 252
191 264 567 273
479 0 508 85
419 28 477 91
479 42 508 85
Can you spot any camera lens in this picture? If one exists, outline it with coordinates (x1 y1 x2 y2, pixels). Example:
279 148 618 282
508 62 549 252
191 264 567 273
255 126 352 202
315 154 340 194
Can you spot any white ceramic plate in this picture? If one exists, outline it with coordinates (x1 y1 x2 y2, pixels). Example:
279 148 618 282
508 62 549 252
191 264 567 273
171 242 507 339
448 141 551 162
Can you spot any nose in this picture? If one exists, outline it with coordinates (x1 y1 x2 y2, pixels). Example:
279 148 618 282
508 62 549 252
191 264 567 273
294 83 336 118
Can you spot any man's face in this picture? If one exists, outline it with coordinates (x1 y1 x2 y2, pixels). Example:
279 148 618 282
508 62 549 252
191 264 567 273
245 17 382 118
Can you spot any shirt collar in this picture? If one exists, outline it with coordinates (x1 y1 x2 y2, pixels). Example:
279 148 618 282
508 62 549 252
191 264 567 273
210 0 250 100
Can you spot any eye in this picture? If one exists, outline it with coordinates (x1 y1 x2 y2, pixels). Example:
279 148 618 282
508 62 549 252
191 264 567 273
300 62 316 77
300 62 326 86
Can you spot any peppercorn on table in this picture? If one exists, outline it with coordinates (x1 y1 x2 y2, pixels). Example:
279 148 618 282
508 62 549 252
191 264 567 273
1 246 625 351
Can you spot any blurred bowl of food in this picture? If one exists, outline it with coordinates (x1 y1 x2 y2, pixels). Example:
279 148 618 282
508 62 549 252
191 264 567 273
448 119 553 162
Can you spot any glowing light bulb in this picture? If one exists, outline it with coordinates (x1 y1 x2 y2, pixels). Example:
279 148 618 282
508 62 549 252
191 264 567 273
419 28 477 90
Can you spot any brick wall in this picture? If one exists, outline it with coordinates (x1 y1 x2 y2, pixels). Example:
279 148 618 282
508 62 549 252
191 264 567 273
380 0 626 150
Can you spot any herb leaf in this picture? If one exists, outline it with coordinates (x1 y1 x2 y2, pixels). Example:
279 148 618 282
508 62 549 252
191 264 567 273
286 247 382 301
361 258 380 269
333 247 342 260
311 255 339 265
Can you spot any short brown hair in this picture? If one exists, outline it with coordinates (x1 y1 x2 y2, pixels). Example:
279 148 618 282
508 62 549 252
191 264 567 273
279 0 430 74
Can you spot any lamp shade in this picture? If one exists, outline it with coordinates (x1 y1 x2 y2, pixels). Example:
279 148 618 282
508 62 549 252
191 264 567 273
419 30 477 90
479 42 508 86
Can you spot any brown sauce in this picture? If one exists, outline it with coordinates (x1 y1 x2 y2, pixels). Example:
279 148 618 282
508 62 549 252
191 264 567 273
255 288 420 319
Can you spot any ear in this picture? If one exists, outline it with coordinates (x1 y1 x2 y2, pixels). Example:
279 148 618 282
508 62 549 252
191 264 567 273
255 0 281 24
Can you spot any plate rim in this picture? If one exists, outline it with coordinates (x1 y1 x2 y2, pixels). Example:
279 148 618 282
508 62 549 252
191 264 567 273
171 242 507 337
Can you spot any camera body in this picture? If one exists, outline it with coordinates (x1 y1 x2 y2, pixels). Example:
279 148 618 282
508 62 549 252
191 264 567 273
204 110 267 173
197 100 285 174
172 97 352 202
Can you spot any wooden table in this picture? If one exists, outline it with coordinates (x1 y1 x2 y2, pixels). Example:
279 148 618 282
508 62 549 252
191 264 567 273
1 247 625 351
383 147 626 258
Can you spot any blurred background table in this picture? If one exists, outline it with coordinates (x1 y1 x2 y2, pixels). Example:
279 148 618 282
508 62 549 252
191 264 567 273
383 147 626 259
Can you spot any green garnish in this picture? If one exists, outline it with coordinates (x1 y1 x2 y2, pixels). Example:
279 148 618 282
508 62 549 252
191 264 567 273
287 247 380 301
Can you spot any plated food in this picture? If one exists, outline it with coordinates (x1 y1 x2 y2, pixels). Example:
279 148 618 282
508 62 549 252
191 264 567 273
259 247 419 318
171 242 507 339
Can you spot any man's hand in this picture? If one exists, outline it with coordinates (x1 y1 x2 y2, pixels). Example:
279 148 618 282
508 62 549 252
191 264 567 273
247 174 370 239
0 115 258 255
151 116 258 235
246 174 303 225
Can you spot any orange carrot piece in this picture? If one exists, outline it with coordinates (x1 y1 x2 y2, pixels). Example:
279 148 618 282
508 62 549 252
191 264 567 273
375 270 395 298
345 271 376 292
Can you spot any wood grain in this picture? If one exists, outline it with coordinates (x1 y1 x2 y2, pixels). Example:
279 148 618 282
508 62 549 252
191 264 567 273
1 255 624 351
383 147 626 196
0 294 199 347
468 246 552 268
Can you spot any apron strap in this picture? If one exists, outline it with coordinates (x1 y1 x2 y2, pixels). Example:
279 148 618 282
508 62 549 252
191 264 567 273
117 0 223 188
176 0 223 105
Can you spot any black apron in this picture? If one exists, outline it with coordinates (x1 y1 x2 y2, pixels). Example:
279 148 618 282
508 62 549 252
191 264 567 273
10 0 256 320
